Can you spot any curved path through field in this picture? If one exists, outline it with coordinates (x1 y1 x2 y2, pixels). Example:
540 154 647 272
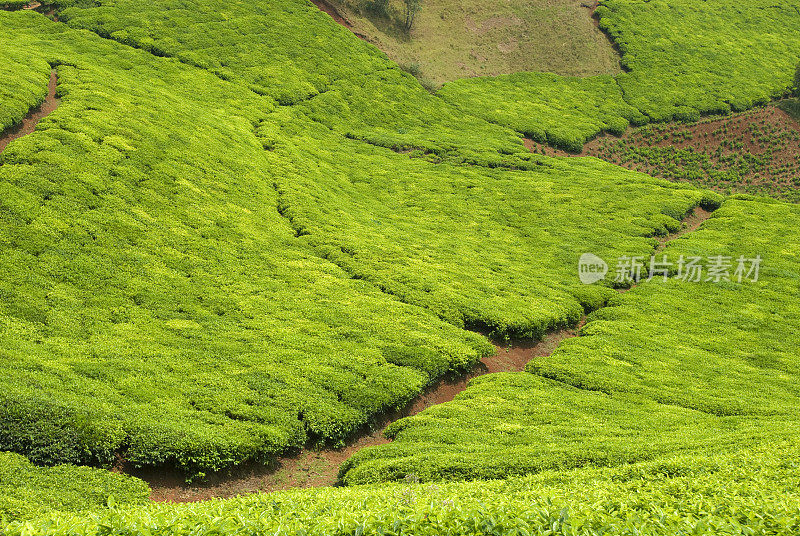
124 204 711 503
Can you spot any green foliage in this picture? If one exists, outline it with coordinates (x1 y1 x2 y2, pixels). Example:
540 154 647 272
265 111 711 338
340 198 800 484
0 451 149 522
778 98 800 120
438 73 646 152
56 0 528 161
438 0 800 150
600 0 800 122
7 440 800 535
534 198 800 417
339 372 787 485
794 62 800 97
0 9 712 479
0 44 51 132
0 11 491 475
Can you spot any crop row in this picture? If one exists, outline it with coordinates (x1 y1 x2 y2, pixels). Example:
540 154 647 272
0 12 491 477
0 451 148 522
0 43 52 133
0 9 719 479
8 439 800 534
583 107 800 201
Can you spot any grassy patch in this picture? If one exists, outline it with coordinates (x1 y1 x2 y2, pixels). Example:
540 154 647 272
322 0 621 85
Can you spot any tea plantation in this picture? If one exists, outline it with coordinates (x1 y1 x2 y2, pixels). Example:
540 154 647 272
340 198 800 484
8 440 800 534
1 0 799 532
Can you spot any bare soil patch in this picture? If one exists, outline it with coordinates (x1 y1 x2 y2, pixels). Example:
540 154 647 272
309 0 353 28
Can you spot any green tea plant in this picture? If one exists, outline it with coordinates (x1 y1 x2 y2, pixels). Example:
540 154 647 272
341 198 800 483
0 451 149 522
601 0 800 121
0 10 719 479
0 46 52 132
55 0 529 163
438 73 645 152
0 11 492 476
8 439 800 534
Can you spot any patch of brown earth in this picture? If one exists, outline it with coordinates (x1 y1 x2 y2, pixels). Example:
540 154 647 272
0 69 59 155
309 0 352 28
526 104 800 200
125 323 582 503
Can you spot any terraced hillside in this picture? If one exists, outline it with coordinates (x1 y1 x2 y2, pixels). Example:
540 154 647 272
1 0 799 533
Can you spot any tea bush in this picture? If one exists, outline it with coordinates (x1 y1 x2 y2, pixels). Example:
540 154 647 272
602 0 800 122
7 440 800 534
340 198 800 483
0 45 52 132
0 10 720 478
438 73 646 153
0 11 492 475
55 0 528 162
0 451 149 522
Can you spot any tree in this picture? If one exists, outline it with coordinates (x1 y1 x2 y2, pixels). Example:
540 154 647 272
402 0 420 32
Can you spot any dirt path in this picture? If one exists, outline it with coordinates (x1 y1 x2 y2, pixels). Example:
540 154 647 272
0 70 59 154
123 324 583 502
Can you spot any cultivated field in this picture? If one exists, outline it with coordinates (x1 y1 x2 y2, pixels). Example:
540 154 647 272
1 0 799 533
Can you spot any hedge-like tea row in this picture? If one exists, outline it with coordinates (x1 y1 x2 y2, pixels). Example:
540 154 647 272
438 73 646 153
7 439 800 535
56 0 528 163
0 451 149 522
267 114 719 338
340 198 800 483
0 12 492 475
339 372 793 485
602 0 800 122
0 10 719 478
0 44 52 133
